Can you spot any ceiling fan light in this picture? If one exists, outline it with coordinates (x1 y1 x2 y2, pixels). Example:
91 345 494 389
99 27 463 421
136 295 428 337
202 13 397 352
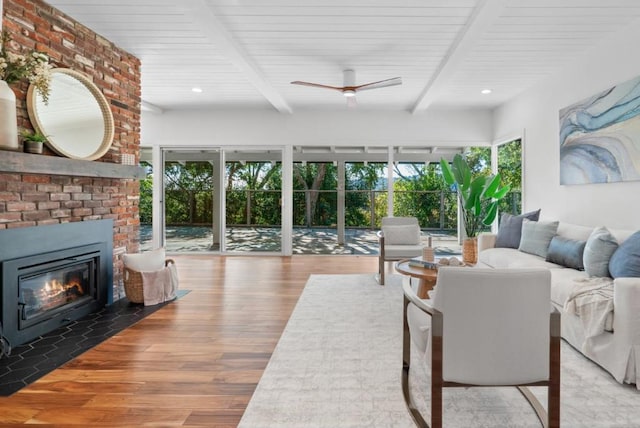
343 89 356 97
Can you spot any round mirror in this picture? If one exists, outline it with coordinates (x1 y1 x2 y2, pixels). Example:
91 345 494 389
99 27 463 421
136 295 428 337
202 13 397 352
27 68 114 160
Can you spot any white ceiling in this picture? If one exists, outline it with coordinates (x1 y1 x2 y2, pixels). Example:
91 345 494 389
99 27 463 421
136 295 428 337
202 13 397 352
46 0 640 113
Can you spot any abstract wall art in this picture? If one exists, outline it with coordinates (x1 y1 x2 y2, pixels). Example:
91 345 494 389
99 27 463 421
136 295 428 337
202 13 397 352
559 75 640 185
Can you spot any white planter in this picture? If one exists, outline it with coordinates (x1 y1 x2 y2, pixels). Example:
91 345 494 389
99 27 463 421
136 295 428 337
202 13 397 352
0 80 19 151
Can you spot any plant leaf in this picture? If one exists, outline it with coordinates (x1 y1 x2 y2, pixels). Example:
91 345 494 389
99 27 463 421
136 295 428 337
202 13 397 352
482 174 501 198
493 184 511 200
483 201 499 225
469 176 486 199
454 155 472 189
439 158 455 186
451 155 463 187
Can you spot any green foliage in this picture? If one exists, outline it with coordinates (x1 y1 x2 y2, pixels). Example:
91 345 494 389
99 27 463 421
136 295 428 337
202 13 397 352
140 155 510 234
139 162 153 224
464 147 492 175
345 162 386 227
440 154 510 238
347 162 385 190
292 163 336 226
20 129 48 143
226 162 282 225
497 140 522 190
497 140 523 216
163 161 216 224
390 163 456 228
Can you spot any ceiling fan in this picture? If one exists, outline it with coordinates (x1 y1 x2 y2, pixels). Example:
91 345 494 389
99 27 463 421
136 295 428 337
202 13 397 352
291 69 402 107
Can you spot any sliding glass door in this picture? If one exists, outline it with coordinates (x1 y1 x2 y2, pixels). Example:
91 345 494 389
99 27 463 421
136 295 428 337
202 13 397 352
223 148 283 253
162 148 222 252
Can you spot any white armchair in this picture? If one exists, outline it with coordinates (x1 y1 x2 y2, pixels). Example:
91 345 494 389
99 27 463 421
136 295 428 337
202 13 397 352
402 267 560 428
377 216 423 285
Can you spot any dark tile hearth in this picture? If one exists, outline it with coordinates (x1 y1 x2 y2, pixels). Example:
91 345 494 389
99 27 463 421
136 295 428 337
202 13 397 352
0 291 189 396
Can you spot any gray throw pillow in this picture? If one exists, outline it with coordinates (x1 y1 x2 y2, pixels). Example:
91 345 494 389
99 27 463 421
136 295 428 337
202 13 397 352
518 219 559 258
583 227 618 278
495 209 541 249
608 231 640 278
546 236 586 270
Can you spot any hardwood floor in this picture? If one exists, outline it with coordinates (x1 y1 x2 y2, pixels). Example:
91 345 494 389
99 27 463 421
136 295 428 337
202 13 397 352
0 255 377 426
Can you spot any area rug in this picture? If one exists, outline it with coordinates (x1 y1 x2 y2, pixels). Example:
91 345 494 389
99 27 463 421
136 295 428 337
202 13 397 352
0 290 189 396
238 274 640 427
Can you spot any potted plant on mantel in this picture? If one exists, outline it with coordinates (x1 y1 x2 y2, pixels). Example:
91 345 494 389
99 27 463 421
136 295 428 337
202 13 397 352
440 154 510 264
20 129 48 154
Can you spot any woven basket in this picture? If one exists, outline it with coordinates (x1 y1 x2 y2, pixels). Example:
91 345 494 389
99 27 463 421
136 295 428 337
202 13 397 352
123 259 174 304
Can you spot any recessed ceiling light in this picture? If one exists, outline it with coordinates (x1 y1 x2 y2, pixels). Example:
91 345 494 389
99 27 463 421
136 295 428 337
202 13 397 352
192 87 203 93
481 89 492 94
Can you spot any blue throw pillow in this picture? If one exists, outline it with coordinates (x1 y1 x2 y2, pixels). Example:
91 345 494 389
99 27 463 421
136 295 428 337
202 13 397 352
609 231 640 278
546 236 586 270
518 219 559 258
583 227 618 278
495 209 541 249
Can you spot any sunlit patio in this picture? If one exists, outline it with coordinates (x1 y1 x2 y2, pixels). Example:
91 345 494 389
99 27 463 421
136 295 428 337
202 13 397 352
140 225 461 256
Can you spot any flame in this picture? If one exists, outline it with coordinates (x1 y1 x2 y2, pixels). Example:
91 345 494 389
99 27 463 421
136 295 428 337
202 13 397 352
37 277 85 303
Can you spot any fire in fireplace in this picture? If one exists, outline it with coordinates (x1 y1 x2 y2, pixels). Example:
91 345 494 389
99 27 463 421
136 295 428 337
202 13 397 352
18 254 98 331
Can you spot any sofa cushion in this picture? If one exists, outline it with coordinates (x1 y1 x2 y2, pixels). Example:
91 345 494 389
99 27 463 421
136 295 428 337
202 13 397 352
609 227 636 244
609 231 640 278
556 222 594 241
546 236 586 270
479 247 564 270
384 244 423 259
495 209 541 249
549 268 613 332
518 219 559 258
583 227 618 278
382 224 421 245
549 267 590 307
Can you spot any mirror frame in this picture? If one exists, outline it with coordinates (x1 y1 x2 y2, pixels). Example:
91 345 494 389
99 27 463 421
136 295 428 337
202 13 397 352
26 68 115 160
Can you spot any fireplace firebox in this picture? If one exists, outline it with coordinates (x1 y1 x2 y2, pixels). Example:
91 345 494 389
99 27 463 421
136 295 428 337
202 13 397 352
0 221 113 348
16 246 100 326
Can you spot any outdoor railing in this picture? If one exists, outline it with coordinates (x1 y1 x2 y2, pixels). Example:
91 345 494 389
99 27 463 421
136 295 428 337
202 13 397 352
163 188 521 230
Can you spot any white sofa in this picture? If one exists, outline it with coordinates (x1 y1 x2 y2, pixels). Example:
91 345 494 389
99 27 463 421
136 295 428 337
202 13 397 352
477 222 640 388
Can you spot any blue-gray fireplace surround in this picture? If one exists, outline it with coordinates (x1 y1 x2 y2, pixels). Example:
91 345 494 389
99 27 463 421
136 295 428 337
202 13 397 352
0 220 113 347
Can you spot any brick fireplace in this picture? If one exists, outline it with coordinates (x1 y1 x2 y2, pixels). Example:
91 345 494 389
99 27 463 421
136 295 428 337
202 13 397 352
1 0 142 299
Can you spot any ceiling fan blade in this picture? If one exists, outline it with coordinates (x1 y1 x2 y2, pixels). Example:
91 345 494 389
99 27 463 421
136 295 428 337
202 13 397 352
354 77 402 92
290 81 343 91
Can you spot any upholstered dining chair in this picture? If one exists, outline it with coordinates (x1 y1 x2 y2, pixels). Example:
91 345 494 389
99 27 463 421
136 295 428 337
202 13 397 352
377 216 423 285
402 267 560 428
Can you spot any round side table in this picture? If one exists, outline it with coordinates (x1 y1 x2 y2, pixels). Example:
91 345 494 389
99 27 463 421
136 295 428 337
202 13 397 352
395 259 438 299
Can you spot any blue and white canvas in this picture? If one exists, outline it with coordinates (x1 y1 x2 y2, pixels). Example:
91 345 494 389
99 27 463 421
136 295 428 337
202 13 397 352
559 75 640 185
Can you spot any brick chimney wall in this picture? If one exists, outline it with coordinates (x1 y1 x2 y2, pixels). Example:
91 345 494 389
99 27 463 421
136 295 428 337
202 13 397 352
1 0 142 298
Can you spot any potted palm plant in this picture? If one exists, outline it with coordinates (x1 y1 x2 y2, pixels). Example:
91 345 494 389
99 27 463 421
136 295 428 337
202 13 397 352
20 129 48 154
440 154 510 264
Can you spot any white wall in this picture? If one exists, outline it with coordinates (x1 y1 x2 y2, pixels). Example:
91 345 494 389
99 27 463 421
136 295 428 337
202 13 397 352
493 21 640 230
142 108 492 149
